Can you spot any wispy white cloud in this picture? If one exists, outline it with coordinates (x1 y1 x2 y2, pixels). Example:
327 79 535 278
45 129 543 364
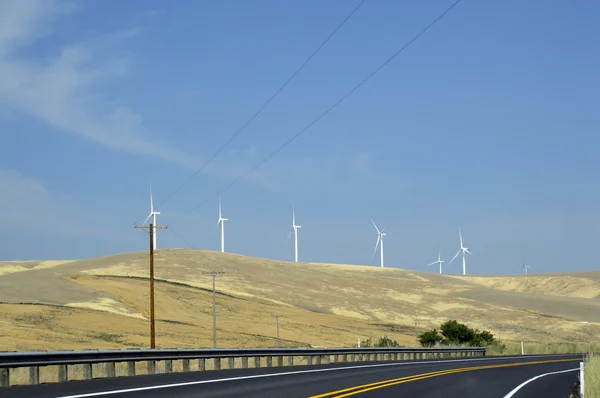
0 0 234 179
0 0 283 193
0 0 203 169
0 0 369 197
0 169 108 238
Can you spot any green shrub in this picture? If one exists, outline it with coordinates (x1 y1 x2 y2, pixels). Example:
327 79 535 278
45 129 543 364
418 320 500 348
419 329 443 347
358 335 401 348
374 335 401 347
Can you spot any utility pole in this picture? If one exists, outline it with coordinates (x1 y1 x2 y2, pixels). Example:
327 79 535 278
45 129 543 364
274 315 281 348
134 223 168 349
202 271 225 349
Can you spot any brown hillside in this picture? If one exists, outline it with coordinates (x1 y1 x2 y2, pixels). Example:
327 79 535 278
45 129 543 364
0 249 598 351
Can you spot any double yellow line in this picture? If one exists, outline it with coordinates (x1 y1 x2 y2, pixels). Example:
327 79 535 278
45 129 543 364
309 358 580 397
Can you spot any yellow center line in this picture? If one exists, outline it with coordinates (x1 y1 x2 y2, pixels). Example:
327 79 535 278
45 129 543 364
308 369 460 398
309 358 581 398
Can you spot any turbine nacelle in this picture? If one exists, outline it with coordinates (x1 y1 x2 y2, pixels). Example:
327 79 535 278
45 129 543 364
142 183 159 250
449 227 471 275
370 218 386 268
427 251 444 274
216 197 227 253
288 206 301 262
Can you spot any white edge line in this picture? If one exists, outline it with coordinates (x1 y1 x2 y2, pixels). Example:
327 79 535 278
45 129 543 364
503 367 579 398
56 354 583 398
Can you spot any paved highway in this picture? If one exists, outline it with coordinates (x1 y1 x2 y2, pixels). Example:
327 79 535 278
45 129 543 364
0 354 582 398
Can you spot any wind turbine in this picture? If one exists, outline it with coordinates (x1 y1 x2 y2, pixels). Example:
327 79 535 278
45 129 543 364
142 183 160 250
427 251 444 274
286 206 301 262
370 218 386 268
448 227 471 275
522 259 530 275
216 196 228 253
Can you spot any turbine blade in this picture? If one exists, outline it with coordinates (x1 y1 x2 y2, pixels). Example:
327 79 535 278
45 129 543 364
458 227 463 248
372 236 380 259
448 249 461 265
142 213 152 226
370 218 380 234
426 261 437 267
292 205 296 226
285 230 292 244
464 248 472 255
219 196 222 219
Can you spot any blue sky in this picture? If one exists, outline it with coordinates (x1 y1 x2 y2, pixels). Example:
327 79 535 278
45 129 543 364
1 0 598 274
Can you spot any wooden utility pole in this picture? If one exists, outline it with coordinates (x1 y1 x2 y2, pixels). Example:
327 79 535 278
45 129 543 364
202 271 225 349
134 223 168 349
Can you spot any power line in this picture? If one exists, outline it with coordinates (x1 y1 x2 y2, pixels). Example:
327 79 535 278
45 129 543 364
150 0 367 216
172 0 464 222
166 227 196 250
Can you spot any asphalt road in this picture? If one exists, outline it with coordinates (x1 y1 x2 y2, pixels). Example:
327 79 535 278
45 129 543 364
0 354 583 398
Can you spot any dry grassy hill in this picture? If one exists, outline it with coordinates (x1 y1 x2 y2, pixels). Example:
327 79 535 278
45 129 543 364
1 249 599 351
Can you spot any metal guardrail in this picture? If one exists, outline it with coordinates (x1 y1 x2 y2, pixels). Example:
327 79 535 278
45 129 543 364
0 347 486 387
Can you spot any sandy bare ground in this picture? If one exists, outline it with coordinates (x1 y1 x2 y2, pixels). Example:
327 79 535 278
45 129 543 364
0 248 598 351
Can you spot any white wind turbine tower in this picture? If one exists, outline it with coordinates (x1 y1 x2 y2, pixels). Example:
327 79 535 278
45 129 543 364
448 227 471 275
427 251 444 274
215 197 228 253
142 184 160 250
286 206 301 262
522 259 530 275
370 218 386 268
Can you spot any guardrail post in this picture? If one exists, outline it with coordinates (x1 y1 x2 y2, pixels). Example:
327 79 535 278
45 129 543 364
307 356 313 365
164 360 173 373
288 356 294 366
199 358 206 371
29 366 40 384
0 368 9 387
213 358 221 371
147 360 156 374
277 356 283 367
254 357 260 368
82 363 92 380
316 355 321 365
266 357 273 367
58 365 68 382
228 357 234 369
107 362 116 378
182 359 190 372
127 362 136 376
242 357 249 368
